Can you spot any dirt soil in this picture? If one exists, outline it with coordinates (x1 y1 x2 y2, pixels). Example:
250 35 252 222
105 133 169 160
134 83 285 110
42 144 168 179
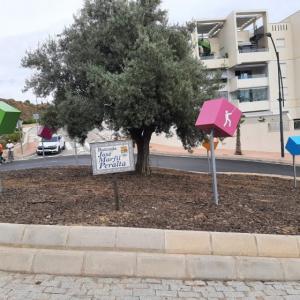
0 167 299 235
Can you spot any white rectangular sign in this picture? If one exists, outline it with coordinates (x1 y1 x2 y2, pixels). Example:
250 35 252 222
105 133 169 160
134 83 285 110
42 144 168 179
33 113 40 120
90 140 135 175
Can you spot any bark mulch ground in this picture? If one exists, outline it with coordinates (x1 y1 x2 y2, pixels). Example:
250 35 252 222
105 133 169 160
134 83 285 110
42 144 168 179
0 166 299 235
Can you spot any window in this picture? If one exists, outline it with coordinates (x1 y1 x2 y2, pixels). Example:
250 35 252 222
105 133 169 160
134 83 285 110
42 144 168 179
280 63 287 78
252 88 268 101
294 119 300 130
276 38 286 48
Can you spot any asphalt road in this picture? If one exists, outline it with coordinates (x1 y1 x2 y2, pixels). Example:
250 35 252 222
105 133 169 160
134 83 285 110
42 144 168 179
0 154 298 177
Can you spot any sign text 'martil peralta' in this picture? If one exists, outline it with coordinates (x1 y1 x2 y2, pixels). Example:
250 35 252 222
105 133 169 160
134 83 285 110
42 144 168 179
91 140 135 175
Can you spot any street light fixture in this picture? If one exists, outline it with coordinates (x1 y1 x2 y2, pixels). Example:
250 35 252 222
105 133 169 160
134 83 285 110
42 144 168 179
265 32 285 158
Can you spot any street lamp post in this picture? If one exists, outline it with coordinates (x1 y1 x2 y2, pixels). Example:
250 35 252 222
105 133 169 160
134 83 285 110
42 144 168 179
265 32 285 158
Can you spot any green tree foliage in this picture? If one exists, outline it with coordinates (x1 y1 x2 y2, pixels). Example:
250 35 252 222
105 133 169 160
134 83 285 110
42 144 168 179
22 0 220 174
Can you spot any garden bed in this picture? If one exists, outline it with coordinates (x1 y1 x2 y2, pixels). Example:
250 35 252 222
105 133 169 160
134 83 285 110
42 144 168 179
0 166 299 234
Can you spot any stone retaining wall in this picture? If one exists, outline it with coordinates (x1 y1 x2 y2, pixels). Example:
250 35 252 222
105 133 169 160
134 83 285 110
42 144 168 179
0 224 299 280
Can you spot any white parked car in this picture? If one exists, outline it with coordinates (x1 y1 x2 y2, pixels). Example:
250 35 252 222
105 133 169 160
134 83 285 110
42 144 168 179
36 134 65 155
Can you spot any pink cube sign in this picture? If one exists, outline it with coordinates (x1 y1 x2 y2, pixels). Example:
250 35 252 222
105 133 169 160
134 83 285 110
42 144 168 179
195 98 242 137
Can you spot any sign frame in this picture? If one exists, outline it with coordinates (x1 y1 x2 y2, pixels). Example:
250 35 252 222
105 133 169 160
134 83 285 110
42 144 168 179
90 140 135 175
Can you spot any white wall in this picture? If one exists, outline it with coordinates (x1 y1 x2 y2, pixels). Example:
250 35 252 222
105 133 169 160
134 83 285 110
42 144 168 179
270 13 300 121
218 12 238 67
285 12 300 118
220 121 300 152
237 31 250 43
150 120 300 153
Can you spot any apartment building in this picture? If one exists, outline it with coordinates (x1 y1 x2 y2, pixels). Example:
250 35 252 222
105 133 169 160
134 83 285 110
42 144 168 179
189 10 300 152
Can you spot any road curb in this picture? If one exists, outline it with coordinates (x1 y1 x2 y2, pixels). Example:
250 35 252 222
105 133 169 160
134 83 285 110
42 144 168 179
0 224 299 280
154 166 300 182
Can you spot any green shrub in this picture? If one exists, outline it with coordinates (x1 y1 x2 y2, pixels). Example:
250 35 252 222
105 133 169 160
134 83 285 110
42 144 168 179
0 131 22 146
22 118 36 124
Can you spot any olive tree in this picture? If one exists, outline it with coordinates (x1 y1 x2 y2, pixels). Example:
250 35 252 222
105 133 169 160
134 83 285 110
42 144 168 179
22 0 220 174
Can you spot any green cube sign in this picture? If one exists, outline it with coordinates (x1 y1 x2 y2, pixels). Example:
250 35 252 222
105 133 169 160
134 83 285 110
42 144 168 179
0 102 21 134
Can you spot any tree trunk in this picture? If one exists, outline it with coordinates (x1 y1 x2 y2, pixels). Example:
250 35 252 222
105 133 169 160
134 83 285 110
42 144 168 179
130 127 153 175
235 123 242 155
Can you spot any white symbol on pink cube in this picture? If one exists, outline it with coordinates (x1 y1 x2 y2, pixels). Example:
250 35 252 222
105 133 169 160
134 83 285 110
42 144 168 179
195 98 242 137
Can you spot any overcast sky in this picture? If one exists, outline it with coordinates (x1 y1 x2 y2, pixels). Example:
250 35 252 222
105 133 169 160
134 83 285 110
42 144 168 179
0 0 299 102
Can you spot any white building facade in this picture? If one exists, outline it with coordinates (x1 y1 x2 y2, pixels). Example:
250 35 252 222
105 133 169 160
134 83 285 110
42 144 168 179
189 10 300 152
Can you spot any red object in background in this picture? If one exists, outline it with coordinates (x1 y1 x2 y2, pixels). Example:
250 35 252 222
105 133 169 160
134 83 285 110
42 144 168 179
38 126 53 140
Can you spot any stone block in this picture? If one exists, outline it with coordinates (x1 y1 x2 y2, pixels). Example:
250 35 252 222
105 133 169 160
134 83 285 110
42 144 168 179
285 136 300 156
84 251 136 276
137 253 186 278
186 255 237 280
0 247 35 272
0 101 21 134
165 230 211 254
256 234 299 258
237 256 284 281
32 249 84 275
281 258 300 280
22 225 68 248
67 226 116 249
0 223 25 245
116 227 164 251
211 232 257 256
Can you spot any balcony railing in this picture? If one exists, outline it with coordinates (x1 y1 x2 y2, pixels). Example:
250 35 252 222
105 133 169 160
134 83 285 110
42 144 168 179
200 53 228 60
231 87 268 103
200 54 216 60
239 48 269 54
237 74 267 79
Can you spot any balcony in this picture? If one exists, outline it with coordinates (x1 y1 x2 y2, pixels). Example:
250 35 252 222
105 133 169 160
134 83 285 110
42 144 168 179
231 87 270 112
238 100 270 113
200 54 229 69
239 47 268 54
238 48 271 63
229 75 268 91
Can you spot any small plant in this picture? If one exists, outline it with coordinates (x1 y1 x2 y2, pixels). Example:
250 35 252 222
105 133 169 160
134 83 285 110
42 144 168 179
0 131 22 146
22 118 36 124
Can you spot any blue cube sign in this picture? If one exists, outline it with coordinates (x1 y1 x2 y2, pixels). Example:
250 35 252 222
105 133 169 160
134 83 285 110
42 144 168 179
285 136 300 156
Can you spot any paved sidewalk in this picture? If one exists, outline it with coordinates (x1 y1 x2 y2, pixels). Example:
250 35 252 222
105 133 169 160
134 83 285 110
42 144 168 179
0 272 299 300
150 143 298 166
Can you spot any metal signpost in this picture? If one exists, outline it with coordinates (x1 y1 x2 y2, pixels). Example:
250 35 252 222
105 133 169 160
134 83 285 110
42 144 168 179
17 120 24 158
209 129 218 204
33 113 40 135
195 98 242 205
293 156 297 188
202 138 219 173
207 150 211 173
90 140 135 210
285 136 300 188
